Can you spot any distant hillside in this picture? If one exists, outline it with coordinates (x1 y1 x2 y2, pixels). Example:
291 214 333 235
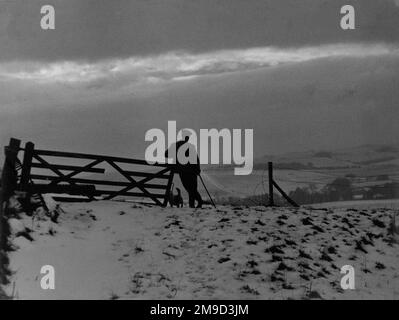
255 144 399 170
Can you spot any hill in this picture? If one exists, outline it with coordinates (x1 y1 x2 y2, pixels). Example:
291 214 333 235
256 144 399 170
3 199 398 299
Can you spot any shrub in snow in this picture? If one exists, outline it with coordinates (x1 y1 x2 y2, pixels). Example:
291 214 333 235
8 218 25 236
11 235 33 250
33 195 62 223
5 196 24 218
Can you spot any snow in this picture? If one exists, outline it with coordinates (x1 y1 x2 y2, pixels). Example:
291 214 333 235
8 218 26 236
3 199 399 299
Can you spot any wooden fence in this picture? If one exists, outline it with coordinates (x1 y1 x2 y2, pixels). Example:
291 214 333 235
2 138 175 207
0 139 298 210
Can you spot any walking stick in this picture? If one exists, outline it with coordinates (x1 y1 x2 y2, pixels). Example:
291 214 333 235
199 174 216 208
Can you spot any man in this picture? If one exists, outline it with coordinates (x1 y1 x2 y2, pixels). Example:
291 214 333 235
165 132 203 208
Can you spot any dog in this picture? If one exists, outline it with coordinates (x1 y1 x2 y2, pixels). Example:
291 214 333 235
169 186 184 208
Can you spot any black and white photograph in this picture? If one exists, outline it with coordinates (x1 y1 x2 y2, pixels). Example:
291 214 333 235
0 0 398 305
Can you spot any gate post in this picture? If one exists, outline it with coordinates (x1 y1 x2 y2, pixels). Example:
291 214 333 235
1 138 21 200
20 141 34 191
0 138 21 284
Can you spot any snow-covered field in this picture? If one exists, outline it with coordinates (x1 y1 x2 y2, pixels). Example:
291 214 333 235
3 199 399 300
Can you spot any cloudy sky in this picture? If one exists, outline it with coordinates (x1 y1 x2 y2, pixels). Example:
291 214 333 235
0 0 399 162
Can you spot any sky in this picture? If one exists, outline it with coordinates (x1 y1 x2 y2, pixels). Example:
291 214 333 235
0 0 399 162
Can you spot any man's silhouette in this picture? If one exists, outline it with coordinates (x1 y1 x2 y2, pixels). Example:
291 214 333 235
165 132 203 208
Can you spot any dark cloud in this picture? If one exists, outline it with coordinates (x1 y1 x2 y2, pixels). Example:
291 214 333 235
0 0 398 62
1 55 399 159
1 1 398 162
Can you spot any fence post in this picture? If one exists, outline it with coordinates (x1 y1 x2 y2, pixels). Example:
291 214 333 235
0 138 21 284
268 162 275 206
20 141 34 191
272 180 299 208
267 160 300 208
1 138 21 200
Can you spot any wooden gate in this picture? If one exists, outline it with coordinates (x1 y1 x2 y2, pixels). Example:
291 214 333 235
4 138 175 207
